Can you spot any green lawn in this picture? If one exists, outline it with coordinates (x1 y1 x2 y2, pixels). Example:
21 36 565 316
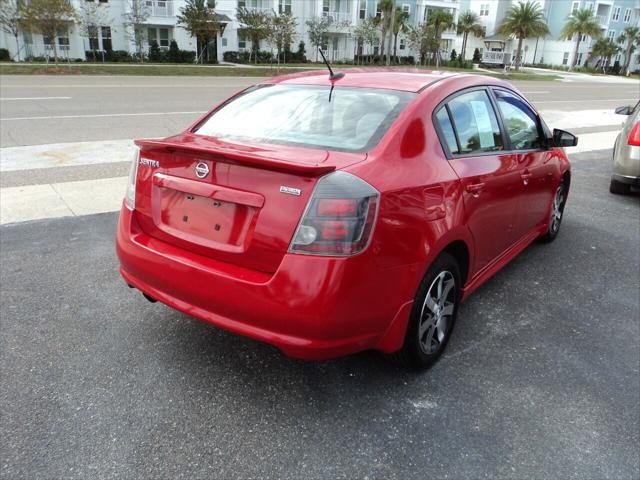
0 62 561 81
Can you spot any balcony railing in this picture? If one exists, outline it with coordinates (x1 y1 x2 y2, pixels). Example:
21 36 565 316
323 11 351 23
145 0 174 17
595 14 608 25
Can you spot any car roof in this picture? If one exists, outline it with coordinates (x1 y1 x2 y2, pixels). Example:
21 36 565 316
263 68 468 93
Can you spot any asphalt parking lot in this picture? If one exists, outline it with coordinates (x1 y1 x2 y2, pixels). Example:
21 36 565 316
1 148 638 479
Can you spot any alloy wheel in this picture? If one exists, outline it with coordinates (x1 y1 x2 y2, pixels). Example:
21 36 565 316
418 271 456 354
550 184 564 234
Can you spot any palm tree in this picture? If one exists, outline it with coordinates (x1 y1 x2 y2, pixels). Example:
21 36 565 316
457 10 484 61
392 7 409 62
427 9 455 67
497 0 549 71
591 37 620 73
616 26 640 76
560 8 602 70
373 0 393 63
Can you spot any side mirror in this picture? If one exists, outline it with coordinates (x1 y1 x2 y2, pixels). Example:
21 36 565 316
615 106 632 115
553 128 578 148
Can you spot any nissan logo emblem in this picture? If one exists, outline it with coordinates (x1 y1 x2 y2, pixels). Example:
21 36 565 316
195 162 210 179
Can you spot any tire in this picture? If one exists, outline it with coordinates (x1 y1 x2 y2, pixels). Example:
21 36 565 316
389 252 461 370
609 178 631 195
539 181 567 243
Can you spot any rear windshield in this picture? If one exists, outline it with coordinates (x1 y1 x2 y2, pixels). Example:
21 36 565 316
193 84 416 152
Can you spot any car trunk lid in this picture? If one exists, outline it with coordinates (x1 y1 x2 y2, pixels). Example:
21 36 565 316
133 133 366 273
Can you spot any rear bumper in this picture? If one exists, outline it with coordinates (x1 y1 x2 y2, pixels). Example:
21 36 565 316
612 173 640 188
116 204 415 359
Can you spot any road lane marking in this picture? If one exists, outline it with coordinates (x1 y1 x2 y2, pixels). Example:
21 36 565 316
535 98 638 104
1 111 206 121
0 96 72 101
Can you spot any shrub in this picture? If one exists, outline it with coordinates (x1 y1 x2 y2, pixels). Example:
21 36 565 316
450 49 457 61
148 40 164 62
472 47 481 63
0 48 11 61
166 40 180 62
104 50 134 62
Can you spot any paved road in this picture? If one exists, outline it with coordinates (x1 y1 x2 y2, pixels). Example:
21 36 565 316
1 75 638 147
1 150 638 479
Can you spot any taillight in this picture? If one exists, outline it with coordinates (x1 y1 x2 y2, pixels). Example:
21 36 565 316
628 122 640 146
124 147 139 210
289 171 379 256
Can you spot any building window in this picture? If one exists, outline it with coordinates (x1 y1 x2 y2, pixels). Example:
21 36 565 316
148 27 170 48
571 1 579 14
375 2 381 18
278 0 291 14
623 8 631 23
608 29 615 41
614 53 621 63
399 38 405 50
323 0 329 15
612 6 620 21
101 26 111 50
359 0 365 19
57 29 70 50
88 25 99 50
581 33 587 42
576 53 583 65
402 4 410 14
585 2 593 12
238 34 246 50
479 4 489 16
238 0 245 8
562 52 569 65
221 37 227 47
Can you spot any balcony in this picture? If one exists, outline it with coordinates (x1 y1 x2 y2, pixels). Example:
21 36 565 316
145 0 174 17
595 14 608 25
323 11 351 24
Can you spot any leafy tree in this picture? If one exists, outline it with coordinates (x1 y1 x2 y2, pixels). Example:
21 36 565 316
123 0 150 62
352 16 379 64
457 10 484 61
407 22 437 66
267 11 296 68
167 39 180 62
472 47 481 63
236 6 270 63
305 16 332 62
177 0 218 64
591 37 619 73
77 0 111 61
616 27 640 76
560 8 602 70
426 9 454 67
0 0 25 61
392 7 410 62
497 0 549 71
21 0 77 64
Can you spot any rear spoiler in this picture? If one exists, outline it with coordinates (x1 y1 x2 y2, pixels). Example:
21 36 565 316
135 139 336 176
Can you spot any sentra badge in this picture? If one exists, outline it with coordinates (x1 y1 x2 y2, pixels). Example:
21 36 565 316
280 186 301 196
139 158 160 168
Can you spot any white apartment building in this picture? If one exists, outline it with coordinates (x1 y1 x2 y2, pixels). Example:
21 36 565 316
1 0 638 71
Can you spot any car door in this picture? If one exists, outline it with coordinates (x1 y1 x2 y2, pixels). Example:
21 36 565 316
491 88 556 237
434 88 524 274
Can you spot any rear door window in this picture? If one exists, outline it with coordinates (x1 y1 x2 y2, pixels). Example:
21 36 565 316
434 107 459 154
494 89 543 150
446 90 504 155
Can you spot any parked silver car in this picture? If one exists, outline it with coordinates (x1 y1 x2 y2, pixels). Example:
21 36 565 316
611 101 640 194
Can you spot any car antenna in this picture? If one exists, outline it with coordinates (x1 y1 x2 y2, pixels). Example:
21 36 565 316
318 48 345 81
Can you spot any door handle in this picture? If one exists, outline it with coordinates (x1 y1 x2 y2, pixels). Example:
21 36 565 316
521 172 533 185
465 182 485 197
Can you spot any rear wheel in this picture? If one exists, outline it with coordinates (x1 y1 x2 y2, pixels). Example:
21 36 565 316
539 182 566 243
389 253 461 370
609 178 631 195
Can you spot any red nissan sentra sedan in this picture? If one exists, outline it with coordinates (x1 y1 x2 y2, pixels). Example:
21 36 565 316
116 69 577 369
